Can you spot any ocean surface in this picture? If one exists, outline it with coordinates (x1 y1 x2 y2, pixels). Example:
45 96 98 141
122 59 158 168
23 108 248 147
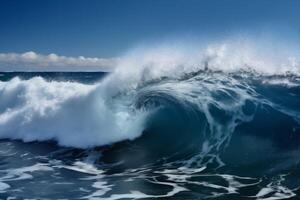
0 69 299 199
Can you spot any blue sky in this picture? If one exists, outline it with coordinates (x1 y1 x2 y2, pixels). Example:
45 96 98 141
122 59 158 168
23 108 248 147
0 0 300 71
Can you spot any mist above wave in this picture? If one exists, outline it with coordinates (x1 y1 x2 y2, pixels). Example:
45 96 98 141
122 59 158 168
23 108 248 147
113 38 300 82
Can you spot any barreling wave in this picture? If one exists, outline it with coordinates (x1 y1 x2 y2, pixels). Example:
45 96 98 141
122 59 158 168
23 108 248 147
0 39 300 170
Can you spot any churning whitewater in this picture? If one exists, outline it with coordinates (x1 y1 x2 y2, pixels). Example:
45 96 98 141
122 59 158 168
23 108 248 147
0 40 300 199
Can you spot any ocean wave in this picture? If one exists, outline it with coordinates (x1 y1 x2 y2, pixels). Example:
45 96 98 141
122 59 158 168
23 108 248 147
0 40 299 170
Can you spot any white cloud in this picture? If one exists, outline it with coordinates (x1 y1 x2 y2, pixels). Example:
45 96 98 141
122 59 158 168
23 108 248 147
0 51 117 71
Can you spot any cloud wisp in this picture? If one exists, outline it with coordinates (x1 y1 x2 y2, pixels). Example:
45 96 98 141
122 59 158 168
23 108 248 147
0 51 117 71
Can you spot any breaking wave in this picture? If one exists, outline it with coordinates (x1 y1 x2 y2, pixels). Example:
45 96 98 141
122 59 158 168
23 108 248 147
0 39 300 170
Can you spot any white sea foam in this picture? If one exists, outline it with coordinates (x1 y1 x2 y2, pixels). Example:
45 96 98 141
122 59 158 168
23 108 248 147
0 182 10 192
0 163 53 181
252 175 297 200
0 77 146 148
